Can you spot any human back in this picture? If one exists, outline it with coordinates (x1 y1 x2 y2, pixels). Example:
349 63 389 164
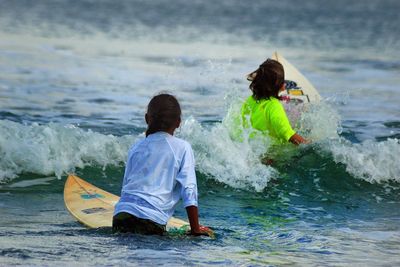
113 93 211 236
242 59 307 145
118 132 196 225
242 95 295 143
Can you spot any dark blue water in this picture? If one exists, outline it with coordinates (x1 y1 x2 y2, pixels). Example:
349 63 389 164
1 0 399 265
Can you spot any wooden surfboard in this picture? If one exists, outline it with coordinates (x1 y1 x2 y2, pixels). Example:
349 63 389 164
64 174 190 232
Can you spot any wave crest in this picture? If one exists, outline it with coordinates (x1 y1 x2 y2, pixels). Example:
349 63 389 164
0 120 134 182
326 138 400 183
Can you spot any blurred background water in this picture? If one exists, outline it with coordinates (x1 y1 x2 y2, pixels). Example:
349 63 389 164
0 0 399 266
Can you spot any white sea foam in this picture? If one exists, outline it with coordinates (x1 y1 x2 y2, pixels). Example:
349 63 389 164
0 120 134 182
180 97 400 188
177 97 342 191
1 98 398 187
293 102 342 141
325 138 400 183
178 116 277 192
296 101 400 183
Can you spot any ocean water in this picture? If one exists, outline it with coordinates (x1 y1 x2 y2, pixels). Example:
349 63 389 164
1 0 400 266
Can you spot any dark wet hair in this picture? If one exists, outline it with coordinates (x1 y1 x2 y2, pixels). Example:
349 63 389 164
249 59 285 101
145 93 181 137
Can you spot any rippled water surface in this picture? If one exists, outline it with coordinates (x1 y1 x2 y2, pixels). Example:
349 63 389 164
1 0 399 266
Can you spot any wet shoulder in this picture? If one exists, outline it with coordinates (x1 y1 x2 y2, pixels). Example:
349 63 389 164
166 136 193 161
265 97 284 112
167 135 192 152
244 95 256 107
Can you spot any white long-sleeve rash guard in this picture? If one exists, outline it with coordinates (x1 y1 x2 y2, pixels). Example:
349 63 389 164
114 132 198 225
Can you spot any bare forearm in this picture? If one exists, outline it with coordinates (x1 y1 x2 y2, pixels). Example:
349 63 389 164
186 205 201 234
186 205 214 237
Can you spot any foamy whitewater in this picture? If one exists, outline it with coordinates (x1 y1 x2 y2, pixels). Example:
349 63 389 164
3 98 397 190
0 120 134 181
1 0 399 266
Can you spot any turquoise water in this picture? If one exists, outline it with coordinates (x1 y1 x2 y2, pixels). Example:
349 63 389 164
1 0 400 266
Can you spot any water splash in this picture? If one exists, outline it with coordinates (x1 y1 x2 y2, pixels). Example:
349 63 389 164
176 90 345 191
324 138 400 183
1 99 398 187
294 101 342 141
178 116 277 192
0 120 134 182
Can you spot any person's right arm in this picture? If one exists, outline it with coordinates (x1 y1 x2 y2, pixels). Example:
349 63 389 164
269 100 309 145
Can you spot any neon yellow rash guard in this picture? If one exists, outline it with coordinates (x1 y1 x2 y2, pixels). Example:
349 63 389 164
241 95 296 143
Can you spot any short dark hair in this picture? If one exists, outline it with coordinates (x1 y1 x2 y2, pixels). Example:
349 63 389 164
249 59 285 100
145 94 181 137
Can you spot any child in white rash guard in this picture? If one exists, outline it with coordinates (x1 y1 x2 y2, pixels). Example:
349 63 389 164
113 93 211 236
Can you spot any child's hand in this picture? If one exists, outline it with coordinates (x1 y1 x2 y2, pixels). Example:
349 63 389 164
289 133 310 146
191 225 214 238
199 225 213 236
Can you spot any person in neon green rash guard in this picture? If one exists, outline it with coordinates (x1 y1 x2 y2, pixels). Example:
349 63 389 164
242 58 308 145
